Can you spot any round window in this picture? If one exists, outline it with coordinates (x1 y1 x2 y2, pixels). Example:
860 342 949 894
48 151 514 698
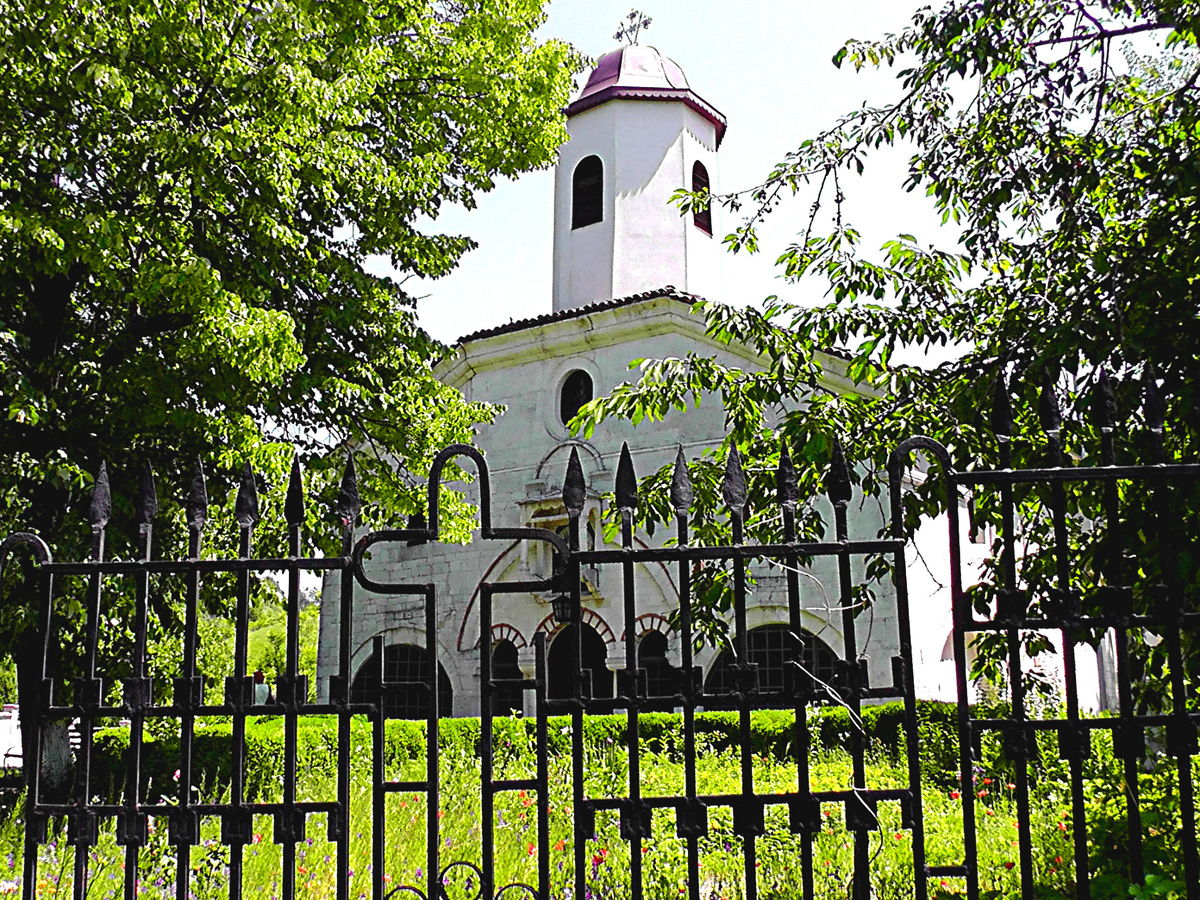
559 370 594 426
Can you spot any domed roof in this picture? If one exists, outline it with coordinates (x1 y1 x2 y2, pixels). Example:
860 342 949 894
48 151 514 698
566 45 727 147
578 45 691 98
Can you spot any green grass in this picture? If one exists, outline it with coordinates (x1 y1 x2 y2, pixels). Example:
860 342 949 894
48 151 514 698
0 726 1193 899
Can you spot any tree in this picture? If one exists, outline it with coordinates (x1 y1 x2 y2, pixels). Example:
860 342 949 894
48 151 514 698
577 0 1200 696
0 0 582 770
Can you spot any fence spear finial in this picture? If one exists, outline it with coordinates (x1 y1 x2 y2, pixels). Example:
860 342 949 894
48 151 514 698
670 445 693 515
776 439 798 508
285 455 306 527
1143 366 1165 433
89 460 112 529
615 443 638 513
990 370 1013 437
235 462 260 529
1038 375 1061 434
137 461 158 526
562 447 586 518
827 438 852 506
186 458 208 532
722 444 748 516
336 454 360 529
1092 368 1117 430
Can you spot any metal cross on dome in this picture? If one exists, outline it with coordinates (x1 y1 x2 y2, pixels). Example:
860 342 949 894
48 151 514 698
613 9 652 46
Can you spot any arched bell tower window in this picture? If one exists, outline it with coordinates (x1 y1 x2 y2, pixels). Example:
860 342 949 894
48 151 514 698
691 161 712 235
560 369 593 426
572 156 604 230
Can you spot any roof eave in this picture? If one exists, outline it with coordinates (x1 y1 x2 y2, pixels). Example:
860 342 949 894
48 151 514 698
565 86 727 148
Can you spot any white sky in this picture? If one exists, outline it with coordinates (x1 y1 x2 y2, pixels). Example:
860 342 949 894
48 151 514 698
377 0 939 346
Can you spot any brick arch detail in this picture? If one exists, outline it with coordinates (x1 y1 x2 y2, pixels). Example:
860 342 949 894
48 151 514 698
535 608 615 645
620 612 672 641
482 623 527 650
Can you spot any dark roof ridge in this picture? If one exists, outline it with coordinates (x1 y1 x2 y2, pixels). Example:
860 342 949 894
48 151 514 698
454 286 703 345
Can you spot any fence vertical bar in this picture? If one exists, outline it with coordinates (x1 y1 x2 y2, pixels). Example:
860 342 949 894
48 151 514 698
671 448 704 900
336 456 359 900
121 463 155 900
480 582 496 900
1042 382 1092 900
887 447 927 900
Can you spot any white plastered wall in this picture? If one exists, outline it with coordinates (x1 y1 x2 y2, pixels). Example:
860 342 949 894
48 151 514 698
316 298 901 714
553 101 722 312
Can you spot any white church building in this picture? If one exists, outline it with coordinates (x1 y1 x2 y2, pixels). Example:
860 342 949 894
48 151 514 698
315 45 1107 717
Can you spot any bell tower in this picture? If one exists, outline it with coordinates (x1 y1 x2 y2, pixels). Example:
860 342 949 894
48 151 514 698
551 46 727 312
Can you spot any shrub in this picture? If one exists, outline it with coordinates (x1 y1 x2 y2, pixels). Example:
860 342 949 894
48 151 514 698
89 700 971 802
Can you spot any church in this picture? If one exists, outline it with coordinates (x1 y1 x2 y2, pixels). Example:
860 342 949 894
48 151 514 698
315 44 1106 717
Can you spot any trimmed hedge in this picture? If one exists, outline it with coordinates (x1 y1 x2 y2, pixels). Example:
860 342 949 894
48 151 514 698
91 701 976 803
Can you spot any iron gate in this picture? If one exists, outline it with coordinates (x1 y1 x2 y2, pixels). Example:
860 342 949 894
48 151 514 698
0 379 1197 900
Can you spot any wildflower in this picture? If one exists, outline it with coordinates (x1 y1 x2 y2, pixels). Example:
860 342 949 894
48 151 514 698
1006 783 1016 790
1058 822 1068 832
977 790 988 798
949 790 960 800
554 841 565 851
985 809 994 817
1055 856 1063 864
982 778 992 785
1004 862 1015 871
527 844 535 856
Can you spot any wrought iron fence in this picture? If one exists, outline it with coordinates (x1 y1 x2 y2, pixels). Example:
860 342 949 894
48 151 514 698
0 373 1196 900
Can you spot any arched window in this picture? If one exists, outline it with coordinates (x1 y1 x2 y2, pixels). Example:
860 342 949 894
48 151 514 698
703 625 838 706
691 161 712 235
638 630 679 702
351 644 454 718
490 639 524 717
559 369 594 426
547 623 612 700
572 156 603 229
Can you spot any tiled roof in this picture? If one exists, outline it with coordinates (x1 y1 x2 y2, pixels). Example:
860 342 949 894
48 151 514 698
454 287 701 345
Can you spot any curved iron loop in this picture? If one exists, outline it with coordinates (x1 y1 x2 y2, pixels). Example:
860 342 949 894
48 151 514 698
427 445 567 555
384 860 530 900
353 444 568 594
0 532 53 608
494 883 538 899
427 444 489 540
886 435 952 481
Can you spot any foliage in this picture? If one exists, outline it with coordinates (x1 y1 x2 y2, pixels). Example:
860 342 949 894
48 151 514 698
576 0 1200 695
0 0 583 692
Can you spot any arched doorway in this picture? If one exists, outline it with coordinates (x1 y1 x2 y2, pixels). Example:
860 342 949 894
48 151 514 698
351 643 454 718
638 630 679 704
490 639 524 717
703 625 838 706
547 622 613 700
